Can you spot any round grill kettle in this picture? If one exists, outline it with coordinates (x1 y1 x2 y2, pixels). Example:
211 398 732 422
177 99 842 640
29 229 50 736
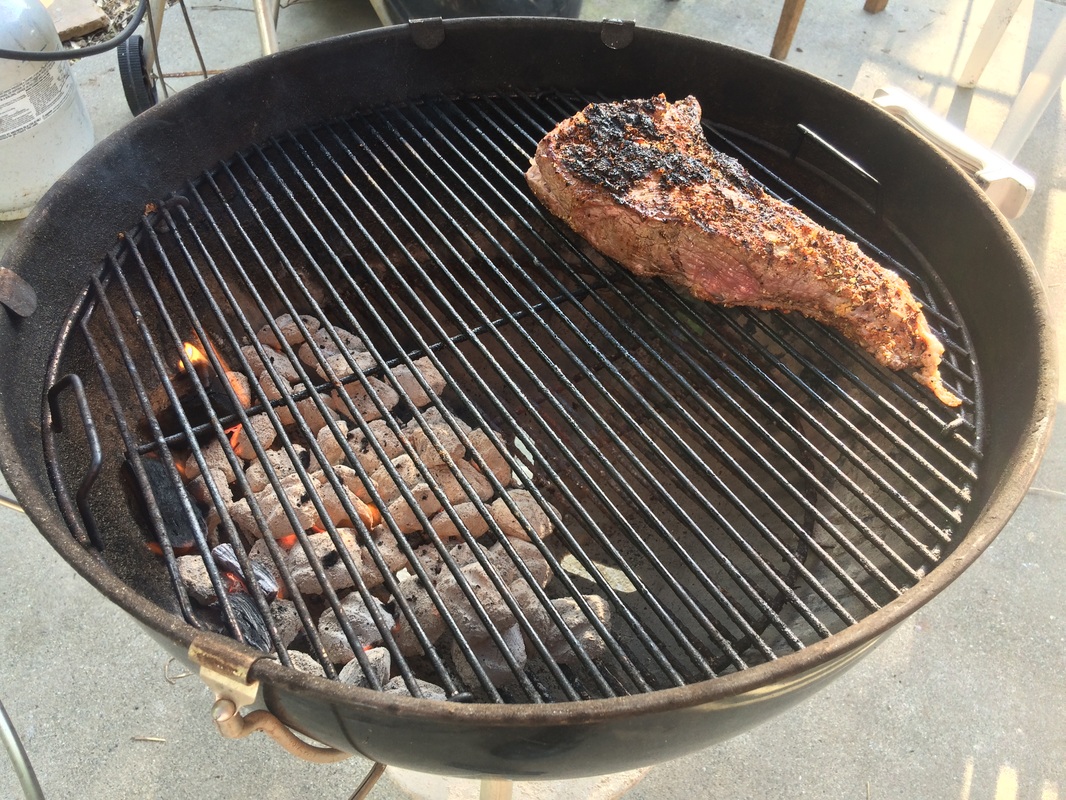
0 17 1055 781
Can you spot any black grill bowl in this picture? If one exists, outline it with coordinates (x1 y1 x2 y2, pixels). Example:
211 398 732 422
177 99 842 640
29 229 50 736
0 18 1055 778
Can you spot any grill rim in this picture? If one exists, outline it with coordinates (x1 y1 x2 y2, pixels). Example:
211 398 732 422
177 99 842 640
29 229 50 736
0 16 1056 763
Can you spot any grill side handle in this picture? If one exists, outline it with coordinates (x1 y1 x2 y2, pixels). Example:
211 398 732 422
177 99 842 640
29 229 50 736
189 635 369 768
872 86 1035 219
45 373 103 550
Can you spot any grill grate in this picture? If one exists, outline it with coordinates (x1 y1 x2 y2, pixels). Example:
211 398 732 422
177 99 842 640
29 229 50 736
42 90 981 704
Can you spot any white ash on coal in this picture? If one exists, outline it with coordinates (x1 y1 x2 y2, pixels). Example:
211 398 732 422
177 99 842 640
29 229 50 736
281 649 327 677
270 599 302 648
338 646 391 688
452 624 527 687
176 553 217 605
318 592 395 664
384 676 448 701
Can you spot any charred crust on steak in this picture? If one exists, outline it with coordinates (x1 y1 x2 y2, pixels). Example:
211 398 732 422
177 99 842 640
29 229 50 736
559 97 763 197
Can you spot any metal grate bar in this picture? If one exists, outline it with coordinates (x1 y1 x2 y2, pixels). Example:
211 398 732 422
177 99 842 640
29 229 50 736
696 122 980 430
317 111 793 669
443 95 886 606
146 203 418 688
690 304 961 535
447 95 908 604
702 303 976 504
175 171 489 698
263 126 720 691
228 144 595 700
92 246 295 659
426 101 867 624
484 93 971 587
751 309 981 473
261 126 655 689
701 124 965 336
559 92 978 429
508 94 980 502
138 218 397 681
78 282 204 627
209 147 584 700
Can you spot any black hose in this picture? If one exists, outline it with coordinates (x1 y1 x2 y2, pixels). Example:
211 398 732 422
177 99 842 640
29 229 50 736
0 0 148 61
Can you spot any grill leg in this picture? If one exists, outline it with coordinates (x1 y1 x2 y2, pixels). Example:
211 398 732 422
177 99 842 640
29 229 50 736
479 779 514 800
253 0 280 55
771 0 806 60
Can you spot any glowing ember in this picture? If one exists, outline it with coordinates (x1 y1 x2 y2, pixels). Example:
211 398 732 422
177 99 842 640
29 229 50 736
160 311 573 696
224 423 243 450
222 570 247 594
366 504 382 528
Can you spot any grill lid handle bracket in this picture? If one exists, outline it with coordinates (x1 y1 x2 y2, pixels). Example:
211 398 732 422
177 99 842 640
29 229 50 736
0 267 36 318
872 86 1036 219
600 18 635 49
408 17 445 50
189 636 261 709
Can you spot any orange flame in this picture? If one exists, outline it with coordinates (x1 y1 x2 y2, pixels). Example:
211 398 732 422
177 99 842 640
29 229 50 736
178 341 210 374
276 534 298 550
178 338 251 409
222 571 246 594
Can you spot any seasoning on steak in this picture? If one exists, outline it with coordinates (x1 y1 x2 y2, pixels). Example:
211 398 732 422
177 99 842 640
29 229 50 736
526 94 962 408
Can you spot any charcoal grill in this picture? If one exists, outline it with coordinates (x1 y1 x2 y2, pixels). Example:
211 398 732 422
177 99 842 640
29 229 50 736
0 17 1055 780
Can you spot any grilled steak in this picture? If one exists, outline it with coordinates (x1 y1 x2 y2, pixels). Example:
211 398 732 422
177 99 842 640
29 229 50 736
526 94 961 407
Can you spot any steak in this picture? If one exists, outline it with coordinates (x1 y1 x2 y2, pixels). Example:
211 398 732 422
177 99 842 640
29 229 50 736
526 94 961 408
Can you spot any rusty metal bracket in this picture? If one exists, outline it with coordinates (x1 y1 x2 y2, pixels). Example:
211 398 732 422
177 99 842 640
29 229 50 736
189 637 260 709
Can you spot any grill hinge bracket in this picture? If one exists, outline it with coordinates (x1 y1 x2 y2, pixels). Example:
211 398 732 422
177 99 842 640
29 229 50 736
188 635 261 709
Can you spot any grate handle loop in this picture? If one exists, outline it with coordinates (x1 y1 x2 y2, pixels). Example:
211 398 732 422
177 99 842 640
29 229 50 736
790 123 883 216
46 373 104 549
211 699 355 764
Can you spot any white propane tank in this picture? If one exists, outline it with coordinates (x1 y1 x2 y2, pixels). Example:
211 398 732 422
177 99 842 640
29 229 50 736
0 0 94 220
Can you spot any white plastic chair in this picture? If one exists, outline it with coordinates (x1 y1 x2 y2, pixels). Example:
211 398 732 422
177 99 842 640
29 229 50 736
957 0 1066 161
873 2 1063 219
